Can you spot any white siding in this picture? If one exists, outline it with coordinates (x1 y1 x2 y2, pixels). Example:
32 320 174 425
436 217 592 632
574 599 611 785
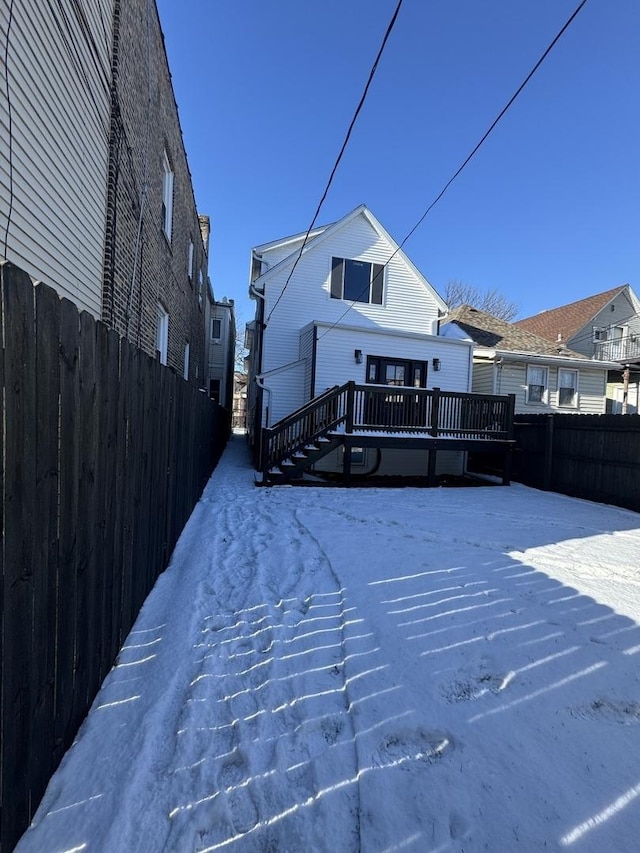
496 360 607 414
0 0 113 316
314 324 471 397
471 362 495 395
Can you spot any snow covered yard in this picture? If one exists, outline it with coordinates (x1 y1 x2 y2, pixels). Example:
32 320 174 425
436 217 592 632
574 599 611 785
18 435 640 853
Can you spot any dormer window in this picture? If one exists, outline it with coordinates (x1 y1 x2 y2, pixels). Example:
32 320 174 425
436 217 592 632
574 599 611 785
330 257 384 305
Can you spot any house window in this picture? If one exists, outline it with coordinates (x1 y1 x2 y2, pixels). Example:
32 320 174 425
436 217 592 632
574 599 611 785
211 317 222 340
187 240 194 282
183 341 190 380
198 270 203 307
558 369 577 408
156 303 169 365
162 150 174 241
526 365 548 404
330 257 384 305
366 356 427 388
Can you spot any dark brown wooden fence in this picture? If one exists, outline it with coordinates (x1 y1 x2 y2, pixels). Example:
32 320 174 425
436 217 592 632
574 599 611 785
511 413 640 513
1 263 229 851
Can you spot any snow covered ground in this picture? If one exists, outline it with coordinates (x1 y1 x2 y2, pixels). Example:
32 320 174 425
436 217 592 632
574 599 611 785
18 435 640 853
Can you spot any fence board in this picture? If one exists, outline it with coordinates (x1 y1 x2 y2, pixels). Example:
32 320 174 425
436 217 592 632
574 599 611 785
56 298 81 761
31 282 61 822
2 265 37 846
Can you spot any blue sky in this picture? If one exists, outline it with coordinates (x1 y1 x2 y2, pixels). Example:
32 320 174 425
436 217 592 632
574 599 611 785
156 0 639 328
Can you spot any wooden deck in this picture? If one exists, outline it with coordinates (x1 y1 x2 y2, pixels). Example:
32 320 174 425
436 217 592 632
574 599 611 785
261 382 516 486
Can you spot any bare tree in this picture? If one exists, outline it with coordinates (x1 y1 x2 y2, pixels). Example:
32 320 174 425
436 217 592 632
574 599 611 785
235 318 248 372
444 279 519 322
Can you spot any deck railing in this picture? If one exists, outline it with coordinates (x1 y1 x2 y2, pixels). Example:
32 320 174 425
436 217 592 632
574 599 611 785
594 335 640 363
262 383 515 473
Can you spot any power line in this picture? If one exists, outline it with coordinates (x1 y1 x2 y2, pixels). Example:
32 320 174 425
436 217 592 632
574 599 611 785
264 0 404 326
317 0 589 344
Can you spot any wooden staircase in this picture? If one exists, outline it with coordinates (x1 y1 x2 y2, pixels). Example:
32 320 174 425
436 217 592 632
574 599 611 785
260 384 349 484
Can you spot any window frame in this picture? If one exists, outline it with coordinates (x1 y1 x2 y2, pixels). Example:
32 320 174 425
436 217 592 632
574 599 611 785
211 316 222 341
366 355 427 388
557 368 578 408
187 240 194 282
162 150 174 241
330 257 384 306
526 364 548 405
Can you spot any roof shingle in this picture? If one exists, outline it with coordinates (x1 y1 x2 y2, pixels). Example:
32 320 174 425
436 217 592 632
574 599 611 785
514 286 626 343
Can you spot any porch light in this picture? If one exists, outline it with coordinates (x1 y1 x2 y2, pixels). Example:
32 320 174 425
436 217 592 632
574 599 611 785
354 349 363 364
432 358 441 371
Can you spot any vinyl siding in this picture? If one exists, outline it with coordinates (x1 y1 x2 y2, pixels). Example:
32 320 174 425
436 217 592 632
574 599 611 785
0 0 114 316
496 360 607 414
471 362 495 395
569 290 640 357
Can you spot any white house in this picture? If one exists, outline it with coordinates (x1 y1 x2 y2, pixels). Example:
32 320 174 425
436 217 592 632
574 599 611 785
246 205 513 482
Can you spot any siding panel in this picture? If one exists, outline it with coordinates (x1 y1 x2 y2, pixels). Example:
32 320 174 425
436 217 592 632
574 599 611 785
0 0 114 316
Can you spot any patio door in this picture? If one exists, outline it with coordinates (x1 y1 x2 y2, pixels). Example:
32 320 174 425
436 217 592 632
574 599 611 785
365 356 428 426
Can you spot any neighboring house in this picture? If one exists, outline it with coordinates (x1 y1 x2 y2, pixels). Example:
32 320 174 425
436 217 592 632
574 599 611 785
0 0 209 383
205 295 236 409
515 285 640 413
232 372 248 430
441 305 616 414
246 205 514 483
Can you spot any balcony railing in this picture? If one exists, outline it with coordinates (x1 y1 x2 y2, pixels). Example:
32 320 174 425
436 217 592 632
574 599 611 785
594 335 640 363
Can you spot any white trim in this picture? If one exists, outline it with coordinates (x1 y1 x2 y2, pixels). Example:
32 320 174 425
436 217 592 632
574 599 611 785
156 303 169 366
557 367 579 409
183 342 190 380
525 364 548 405
162 150 174 241
187 240 194 281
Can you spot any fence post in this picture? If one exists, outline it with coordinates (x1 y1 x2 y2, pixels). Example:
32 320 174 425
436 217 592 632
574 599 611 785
430 387 440 437
543 414 555 490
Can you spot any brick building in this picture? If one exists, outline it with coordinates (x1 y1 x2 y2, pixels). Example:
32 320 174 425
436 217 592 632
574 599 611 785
1 0 208 382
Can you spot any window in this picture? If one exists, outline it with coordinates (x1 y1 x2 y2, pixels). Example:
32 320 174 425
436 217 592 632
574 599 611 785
526 365 548 404
211 316 222 341
162 150 174 240
156 304 169 365
198 270 203 307
330 257 384 305
366 356 427 388
558 369 578 407
183 342 190 381
187 240 194 281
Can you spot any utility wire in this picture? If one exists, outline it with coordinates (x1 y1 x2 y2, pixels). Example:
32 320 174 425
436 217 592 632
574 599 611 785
317 0 589 343
264 0 404 326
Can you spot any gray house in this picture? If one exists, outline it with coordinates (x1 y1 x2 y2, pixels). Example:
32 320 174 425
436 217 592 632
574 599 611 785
515 285 640 413
441 305 617 414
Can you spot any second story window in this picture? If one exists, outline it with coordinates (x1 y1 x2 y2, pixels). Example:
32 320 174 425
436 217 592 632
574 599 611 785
330 257 384 305
162 150 174 241
198 270 203 307
211 317 222 341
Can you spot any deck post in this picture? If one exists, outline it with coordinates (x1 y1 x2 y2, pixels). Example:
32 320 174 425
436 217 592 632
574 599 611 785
430 387 440 437
427 446 437 486
345 381 355 434
343 442 352 485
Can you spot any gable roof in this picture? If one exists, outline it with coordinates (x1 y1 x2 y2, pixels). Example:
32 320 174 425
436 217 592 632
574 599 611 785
251 204 448 312
514 286 628 343
443 305 585 358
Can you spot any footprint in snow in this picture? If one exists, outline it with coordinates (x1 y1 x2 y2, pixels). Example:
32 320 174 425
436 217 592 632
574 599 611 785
440 670 515 703
372 728 454 770
569 698 640 725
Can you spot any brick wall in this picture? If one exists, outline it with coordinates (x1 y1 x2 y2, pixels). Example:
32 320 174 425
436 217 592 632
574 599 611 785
102 0 207 384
